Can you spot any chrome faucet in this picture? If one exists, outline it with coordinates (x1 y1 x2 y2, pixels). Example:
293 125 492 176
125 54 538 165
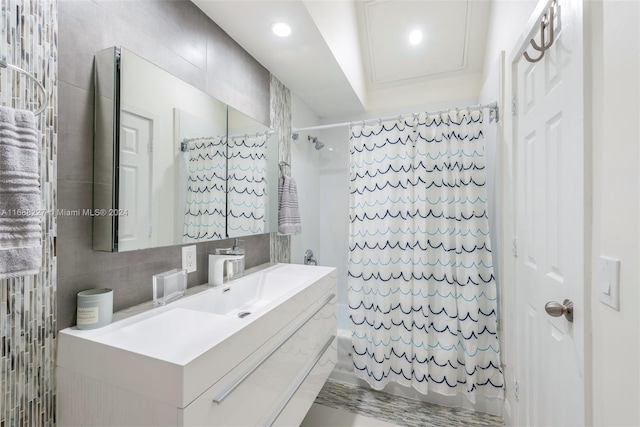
208 239 246 286
304 249 317 266
208 253 244 286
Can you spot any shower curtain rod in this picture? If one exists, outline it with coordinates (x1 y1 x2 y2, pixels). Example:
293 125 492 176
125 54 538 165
292 101 498 133
227 129 276 140
179 130 276 151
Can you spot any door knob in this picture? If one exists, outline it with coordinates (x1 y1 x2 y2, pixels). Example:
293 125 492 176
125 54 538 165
545 299 574 322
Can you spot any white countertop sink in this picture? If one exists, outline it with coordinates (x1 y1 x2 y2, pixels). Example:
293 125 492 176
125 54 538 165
57 263 337 408
90 308 236 364
179 263 328 317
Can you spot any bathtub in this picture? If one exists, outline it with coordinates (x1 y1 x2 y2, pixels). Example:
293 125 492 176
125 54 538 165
330 304 503 416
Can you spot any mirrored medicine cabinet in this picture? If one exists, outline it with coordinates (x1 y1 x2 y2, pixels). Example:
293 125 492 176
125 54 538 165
93 46 279 252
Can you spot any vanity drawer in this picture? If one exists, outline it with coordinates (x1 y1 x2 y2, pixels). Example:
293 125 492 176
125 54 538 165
179 296 336 426
271 337 336 427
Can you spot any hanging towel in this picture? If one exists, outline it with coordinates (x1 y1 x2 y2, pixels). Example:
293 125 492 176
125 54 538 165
278 175 302 235
0 107 41 278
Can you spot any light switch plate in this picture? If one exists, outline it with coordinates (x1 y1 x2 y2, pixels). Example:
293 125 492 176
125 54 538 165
598 256 620 311
182 245 197 273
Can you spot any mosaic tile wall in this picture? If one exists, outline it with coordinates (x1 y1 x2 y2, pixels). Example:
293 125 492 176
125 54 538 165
270 75 292 263
0 0 58 426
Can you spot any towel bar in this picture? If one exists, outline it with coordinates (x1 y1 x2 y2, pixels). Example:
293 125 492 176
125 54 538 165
0 60 49 115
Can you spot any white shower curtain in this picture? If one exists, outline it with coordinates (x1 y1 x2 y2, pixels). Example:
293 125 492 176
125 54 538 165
183 136 226 242
227 134 268 235
348 110 504 402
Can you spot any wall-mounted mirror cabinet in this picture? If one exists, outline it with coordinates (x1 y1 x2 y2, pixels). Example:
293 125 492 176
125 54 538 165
93 46 278 252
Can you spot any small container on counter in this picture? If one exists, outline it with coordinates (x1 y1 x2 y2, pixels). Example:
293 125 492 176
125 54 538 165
76 288 113 330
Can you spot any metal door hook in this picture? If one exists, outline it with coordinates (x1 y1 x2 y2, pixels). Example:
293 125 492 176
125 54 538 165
524 1 559 63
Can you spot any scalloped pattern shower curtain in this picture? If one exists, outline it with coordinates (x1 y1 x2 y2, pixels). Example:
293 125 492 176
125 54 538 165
348 110 504 401
227 134 268 235
183 136 226 242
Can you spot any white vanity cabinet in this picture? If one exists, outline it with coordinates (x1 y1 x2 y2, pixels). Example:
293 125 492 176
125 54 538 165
57 264 337 426
181 295 335 426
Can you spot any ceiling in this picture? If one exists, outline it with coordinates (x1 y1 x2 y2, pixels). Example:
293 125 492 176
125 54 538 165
192 0 491 118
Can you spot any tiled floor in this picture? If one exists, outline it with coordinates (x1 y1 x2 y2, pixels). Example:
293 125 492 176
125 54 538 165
307 378 504 427
301 404 401 427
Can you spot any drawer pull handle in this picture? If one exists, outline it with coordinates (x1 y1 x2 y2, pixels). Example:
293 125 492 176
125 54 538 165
264 335 335 426
212 292 336 404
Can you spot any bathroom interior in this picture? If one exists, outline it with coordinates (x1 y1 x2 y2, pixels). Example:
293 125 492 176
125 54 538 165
0 0 638 426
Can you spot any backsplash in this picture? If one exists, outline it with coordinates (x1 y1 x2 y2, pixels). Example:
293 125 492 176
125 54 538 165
0 0 58 425
57 1 275 330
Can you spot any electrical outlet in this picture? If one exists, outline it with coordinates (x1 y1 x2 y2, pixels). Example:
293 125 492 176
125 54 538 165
182 245 197 273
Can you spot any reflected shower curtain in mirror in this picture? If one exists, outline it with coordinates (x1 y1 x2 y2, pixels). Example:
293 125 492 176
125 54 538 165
348 110 504 401
227 134 268 235
183 136 226 242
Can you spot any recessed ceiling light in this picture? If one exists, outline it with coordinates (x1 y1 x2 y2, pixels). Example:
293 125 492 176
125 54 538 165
271 22 292 37
408 29 423 46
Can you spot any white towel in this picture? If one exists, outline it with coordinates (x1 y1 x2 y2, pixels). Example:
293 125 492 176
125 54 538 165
278 175 302 235
0 107 41 278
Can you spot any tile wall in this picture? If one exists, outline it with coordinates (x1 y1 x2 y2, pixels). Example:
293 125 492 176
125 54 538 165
0 1 58 425
270 75 292 263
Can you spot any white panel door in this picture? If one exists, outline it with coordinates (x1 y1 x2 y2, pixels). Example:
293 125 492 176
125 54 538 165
513 0 585 426
119 110 152 251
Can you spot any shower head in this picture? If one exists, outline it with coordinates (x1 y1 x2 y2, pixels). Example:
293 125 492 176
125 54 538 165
308 135 324 150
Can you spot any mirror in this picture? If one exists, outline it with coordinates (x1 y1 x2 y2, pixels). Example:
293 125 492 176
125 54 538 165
93 47 278 251
227 107 279 238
